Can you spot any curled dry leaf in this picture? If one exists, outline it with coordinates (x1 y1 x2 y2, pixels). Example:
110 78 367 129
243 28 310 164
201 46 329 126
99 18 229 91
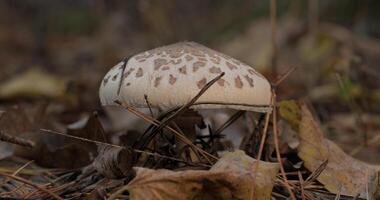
93 144 135 179
121 151 278 200
297 103 380 198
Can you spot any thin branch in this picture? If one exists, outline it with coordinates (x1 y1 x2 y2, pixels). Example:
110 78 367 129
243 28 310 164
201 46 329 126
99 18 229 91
213 110 245 136
270 0 278 76
39 129 210 168
272 92 296 199
0 131 35 148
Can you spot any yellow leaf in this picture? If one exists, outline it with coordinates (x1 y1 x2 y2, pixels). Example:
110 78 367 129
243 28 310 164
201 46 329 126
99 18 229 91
0 68 66 99
278 100 301 131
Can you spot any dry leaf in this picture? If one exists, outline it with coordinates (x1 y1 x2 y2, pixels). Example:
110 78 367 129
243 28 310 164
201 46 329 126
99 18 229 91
121 150 278 200
0 68 67 99
297 103 380 198
212 151 280 199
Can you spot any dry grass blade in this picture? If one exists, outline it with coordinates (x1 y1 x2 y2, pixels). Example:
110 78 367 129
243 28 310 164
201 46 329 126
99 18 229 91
270 0 278 76
213 110 245 136
304 159 328 186
298 171 306 200
0 130 35 148
144 94 154 118
0 172 63 200
117 57 129 95
274 66 297 86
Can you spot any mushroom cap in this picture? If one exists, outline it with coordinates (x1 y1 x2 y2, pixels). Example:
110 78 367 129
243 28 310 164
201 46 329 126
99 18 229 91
99 42 272 113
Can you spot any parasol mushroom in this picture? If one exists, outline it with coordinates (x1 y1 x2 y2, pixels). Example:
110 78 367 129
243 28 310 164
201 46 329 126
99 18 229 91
99 42 272 151
99 42 272 113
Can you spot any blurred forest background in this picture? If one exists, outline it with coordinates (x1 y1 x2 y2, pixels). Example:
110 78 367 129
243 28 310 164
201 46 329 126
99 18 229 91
1 0 380 165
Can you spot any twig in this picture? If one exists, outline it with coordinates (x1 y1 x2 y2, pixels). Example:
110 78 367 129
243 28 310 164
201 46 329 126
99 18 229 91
272 91 296 199
304 159 328 186
350 131 380 156
273 66 297 86
117 57 129 95
270 0 278 76
250 92 273 199
213 110 245 136
0 172 63 200
0 131 35 148
144 94 155 118
308 0 319 37
39 129 210 168
298 170 306 200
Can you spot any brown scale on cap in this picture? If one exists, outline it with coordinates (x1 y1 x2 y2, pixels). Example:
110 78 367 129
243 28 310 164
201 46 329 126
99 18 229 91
217 79 226 86
123 68 135 79
161 66 170 71
235 76 243 88
190 49 205 57
248 68 263 78
209 66 222 74
185 55 193 61
210 57 221 64
154 58 168 70
197 78 207 89
154 76 162 87
169 74 177 85
226 62 238 70
135 68 144 77
244 75 254 87
167 49 184 58
103 75 111 86
179 66 187 74
231 59 241 66
193 61 206 72
112 73 118 81
168 59 182 65
198 57 207 62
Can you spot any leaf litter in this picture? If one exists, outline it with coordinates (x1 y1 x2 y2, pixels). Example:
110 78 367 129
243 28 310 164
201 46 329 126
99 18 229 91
1 12 380 200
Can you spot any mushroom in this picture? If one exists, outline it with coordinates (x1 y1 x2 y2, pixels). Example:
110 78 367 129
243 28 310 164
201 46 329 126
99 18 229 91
99 42 271 112
99 42 272 149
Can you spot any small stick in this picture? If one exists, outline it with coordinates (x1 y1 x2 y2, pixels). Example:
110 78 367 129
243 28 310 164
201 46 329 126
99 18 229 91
250 92 273 199
0 172 63 200
298 171 306 200
39 129 210 168
270 0 278 76
213 110 245 136
273 66 297 86
117 57 129 95
144 94 155 118
272 92 296 199
0 131 35 148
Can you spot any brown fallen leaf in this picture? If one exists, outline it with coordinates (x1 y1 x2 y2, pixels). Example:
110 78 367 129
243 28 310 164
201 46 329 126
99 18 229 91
115 150 278 200
297 103 380 198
